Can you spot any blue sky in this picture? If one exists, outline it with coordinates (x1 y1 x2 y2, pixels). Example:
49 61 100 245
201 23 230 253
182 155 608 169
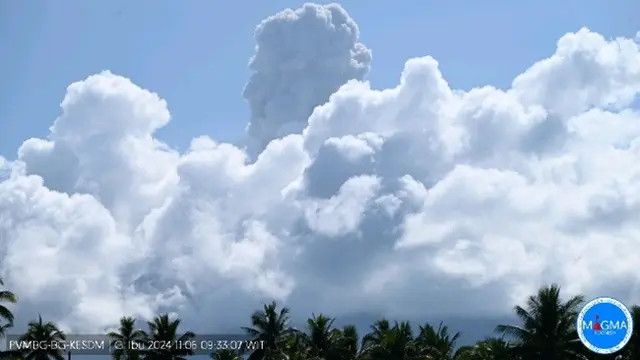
1 0 638 158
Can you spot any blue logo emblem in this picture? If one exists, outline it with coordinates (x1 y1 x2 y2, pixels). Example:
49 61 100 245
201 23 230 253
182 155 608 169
577 297 633 354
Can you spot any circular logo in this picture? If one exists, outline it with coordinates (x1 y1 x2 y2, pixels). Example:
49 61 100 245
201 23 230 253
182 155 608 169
577 297 633 354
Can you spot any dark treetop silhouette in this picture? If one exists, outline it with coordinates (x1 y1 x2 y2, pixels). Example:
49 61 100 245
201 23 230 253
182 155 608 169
0 282 638 360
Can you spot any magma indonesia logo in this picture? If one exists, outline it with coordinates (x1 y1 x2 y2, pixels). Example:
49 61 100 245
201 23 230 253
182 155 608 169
578 297 634 354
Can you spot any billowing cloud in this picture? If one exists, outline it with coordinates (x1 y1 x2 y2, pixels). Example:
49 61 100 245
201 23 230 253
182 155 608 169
244 3 371 153
511 29 640 117
2 2 640 335
303 174 381 237
0 167 155 331
18 71 179 230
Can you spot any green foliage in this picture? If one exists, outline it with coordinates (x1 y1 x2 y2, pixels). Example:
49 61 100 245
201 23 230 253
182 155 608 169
4 281 640 360
144 314 195 360
19 315 66 360
243 301 294 360
0 278 17 337
211 349 240 360
108 317 147 360
360 320 421 360
496 284 584 360
416 321 461 359
455 338 514 360
302 314 361 360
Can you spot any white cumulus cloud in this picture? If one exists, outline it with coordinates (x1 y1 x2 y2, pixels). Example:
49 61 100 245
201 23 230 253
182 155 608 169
1 2 640 333
244 3 371 153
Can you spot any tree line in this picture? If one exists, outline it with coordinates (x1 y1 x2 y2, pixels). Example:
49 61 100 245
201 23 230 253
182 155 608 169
0 279 638 360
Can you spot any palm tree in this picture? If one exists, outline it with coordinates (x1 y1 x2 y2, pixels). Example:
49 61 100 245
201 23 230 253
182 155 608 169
361 320 391 351
361 321 419 360
306 314 339 360
144 314 195 360
303 314 360 360
282 331 308 360
0 278 18 360
496 284 584 360
19 316 66 360
455 338 514 360
243 302 294 360
621 305 640 360
335 325 359 360
211 349 240 360
0 278 17 337
415 322 461 360
108 317 147 360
